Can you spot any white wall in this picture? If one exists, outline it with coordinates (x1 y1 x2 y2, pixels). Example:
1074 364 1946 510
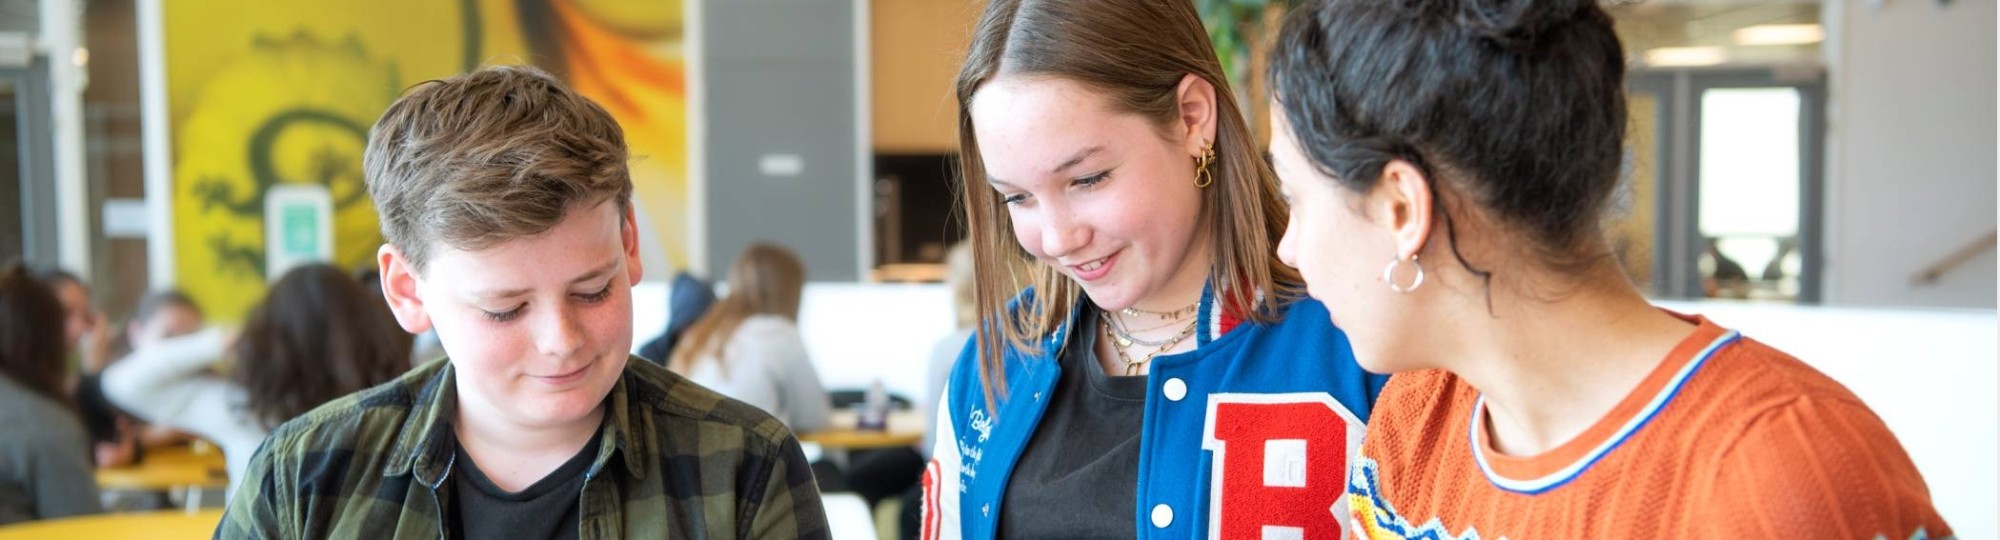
632 281 954 404
1825 0 1997 308
794 282 954 402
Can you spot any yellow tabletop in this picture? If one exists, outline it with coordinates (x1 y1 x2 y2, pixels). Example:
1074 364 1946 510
141 444 225 466
797 430 923 450
799 410 926 450
0 509 224 539
95 444 227 491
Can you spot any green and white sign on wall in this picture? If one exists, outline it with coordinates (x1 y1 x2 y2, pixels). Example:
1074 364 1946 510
263 183 334 281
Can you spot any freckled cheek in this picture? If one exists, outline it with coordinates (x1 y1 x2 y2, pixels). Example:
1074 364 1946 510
1009 218 1045 260
1109 209 1155 241
593 298 635 350
442 331 520 383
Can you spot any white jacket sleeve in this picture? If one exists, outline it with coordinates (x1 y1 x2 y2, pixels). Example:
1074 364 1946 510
100 328 234 436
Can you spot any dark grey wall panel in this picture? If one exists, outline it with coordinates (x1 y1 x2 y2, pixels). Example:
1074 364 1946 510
702 0 860 281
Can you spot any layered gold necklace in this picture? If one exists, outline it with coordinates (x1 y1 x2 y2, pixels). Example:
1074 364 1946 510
1101 301 1199 376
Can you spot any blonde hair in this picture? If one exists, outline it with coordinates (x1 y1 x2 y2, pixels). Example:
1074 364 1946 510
364 65 633 272
945 241 1031 329
668 244 808 374
945 243 978 329
955 0 1301 400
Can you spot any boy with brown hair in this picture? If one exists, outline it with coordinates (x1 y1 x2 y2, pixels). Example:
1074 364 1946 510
217 65 829 539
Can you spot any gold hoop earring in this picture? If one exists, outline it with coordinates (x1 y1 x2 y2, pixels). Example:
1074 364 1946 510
1383 254 1425 293
1193 139 1216 189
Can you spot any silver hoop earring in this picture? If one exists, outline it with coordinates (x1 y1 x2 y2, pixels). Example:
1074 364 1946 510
1382 255 1425 294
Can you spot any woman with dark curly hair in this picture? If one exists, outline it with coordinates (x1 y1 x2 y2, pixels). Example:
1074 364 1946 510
104 263 411 496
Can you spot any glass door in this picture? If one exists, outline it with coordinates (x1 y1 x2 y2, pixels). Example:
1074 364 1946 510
1 60 56 266
1621 68 1826 303
1697 86 1809 301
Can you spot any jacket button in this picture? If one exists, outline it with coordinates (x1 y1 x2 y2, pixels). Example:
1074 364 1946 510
982 504 990 516
1033 392 1042 401
1150 504 1173 528
1163 378 1188 401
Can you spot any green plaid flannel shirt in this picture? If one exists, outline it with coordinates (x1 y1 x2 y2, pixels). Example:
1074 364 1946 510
214 356 829 539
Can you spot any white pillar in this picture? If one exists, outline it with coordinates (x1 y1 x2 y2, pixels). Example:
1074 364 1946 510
685 0 708 277
136 0 173 287
852 0 872 281
39 0 88 274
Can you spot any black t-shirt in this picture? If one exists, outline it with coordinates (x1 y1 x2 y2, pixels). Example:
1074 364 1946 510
74 374 120 444
997 309 1146 538
449 430 603 540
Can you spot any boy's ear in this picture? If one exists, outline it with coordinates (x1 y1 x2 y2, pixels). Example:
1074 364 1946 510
377 244 434 334
622 205 643 283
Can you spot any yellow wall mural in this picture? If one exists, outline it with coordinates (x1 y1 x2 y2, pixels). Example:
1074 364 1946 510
166 0 687 320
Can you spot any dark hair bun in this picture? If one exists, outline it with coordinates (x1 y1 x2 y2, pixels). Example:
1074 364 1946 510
1447 0 1602 51
1269 0 1629 265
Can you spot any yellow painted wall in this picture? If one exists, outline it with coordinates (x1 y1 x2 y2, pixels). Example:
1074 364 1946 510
164 0 686 320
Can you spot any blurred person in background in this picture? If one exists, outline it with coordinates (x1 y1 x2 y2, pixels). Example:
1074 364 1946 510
103 263 412 496
123 290 206 353
636 271 717 366
0 262 101 524
76 289 204 469
30 268 109 384
668 243 830 433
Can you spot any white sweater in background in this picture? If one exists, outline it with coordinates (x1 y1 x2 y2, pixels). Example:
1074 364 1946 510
100 328 264 496
681 315 832 433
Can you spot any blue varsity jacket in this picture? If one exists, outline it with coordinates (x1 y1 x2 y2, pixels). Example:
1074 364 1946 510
920 285 1388 539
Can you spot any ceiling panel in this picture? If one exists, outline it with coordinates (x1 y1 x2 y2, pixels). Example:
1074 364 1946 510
1610 1 1821 68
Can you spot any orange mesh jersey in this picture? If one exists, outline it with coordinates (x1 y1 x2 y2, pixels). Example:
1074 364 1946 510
1348 313 1952 539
